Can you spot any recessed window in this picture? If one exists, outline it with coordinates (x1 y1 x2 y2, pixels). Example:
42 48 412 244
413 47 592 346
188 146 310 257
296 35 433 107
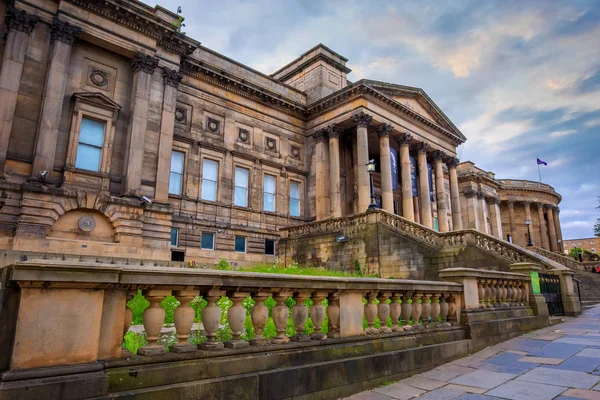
170 228 179 247
290 181 301 217
263 174 276 212
169 151 184 195
265 239 275 256
235 236 246 253
201 232 215 250
75 117 105 172
234 167 249 207
201 159 218 201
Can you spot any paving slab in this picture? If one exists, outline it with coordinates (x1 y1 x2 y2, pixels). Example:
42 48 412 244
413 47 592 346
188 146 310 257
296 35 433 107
577 349 600 358
372 382 425 400
445 384 488 394
560 388 600 399
498 338 548 352
548 357 600 373
449 370 516 389
556 338 600 347
486 380 567 400
420 365 476 382
455 395 503 400
417 386 465 400
472 360 538 375
401 375 447 391
518 356 564 365
530 342 587 359
345 391 394 400
450 356 487 367
516 367 600 389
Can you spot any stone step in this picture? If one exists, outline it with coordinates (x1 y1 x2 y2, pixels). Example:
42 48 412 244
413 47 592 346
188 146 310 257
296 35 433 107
549 316 564 326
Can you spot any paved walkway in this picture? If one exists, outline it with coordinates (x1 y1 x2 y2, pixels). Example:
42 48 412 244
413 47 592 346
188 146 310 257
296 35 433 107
345 305 600 400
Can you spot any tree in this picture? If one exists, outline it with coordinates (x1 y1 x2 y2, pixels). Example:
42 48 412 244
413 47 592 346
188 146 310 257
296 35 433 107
595 196 600 237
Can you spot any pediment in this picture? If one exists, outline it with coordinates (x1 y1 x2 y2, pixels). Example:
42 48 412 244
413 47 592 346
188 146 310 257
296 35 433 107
72 91 122 111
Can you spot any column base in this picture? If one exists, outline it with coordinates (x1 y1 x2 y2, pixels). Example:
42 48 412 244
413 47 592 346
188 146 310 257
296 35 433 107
170 343 198 353
199 341 224 350
225 339 249 349
271 335 290 345
290 334 312 342
249 337 269 346
529 294 549 317
311 332 327 340
137 345 166 356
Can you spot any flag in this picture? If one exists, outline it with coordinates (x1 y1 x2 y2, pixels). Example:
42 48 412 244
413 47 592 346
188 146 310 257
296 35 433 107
537 158 548 166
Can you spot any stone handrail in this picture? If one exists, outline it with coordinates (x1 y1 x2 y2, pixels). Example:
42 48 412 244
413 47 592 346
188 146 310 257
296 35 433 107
497 179 556 192
1 261 463 372
280 213 369 239
530 246 600 272
377 211 441 248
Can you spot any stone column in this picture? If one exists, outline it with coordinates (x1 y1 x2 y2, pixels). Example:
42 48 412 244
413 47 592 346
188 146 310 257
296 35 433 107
31 19 81 180
447 158 462 230
313 129 330 220
547 206 558 252
327 124 342 218
351 136 359 214
507 201 516 242
536 203 549 249
154 68 183 203
353 111 372 212
464 189 479 230
477 191 488 234
377 123 394 213
0 7 39 177
432 151 449 232
488 197 503 239
417 143 432 228
121 53 159 195
398 133 414 221
554 208 564 253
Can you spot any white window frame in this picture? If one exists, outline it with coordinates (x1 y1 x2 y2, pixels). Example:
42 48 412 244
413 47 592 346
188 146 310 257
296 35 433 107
201 159 219 201
263 174 277 212
234 167 249 207
289 180 301 217
75 117 105 172
169 151 185 195
170 228 179 247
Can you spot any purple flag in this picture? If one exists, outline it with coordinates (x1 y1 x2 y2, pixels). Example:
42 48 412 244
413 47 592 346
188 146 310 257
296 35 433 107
537 158 547 166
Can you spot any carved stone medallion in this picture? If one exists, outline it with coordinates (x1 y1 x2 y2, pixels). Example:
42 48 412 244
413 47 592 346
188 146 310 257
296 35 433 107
89 67 109 88
265 137 277 152
290 145 301 160
175 107 187 123
78 215 96 232
238 128 250 143
207 117 220 133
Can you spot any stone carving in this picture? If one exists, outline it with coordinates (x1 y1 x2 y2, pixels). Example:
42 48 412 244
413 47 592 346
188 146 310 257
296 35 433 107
265 137 277 152
207 117 220 133
446 157 460 168
312 129 328 143
431 150 446 160
89 67 109 88
352 111 372 127
162 67 183 87
174 107 187 123
238 128 250 143
15 224 46 238
325 124 341 139
5 6 39 34
78 215 96 232
130 53 159 74
416 142 429 153
487 196 500 205
397 133 413 146
377 123 393 138
50 18 81 44
476 191 486 199
290 145 301 160
463 189 477 198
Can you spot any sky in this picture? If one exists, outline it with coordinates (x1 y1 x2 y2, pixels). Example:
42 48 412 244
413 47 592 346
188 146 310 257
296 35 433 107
153 0 599 239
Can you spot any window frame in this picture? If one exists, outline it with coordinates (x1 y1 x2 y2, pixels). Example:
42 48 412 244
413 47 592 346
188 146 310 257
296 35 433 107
75 117 105 172
263 173 277 212
201 158 219 202
170 228 179 247
289 179 302 217
234 236 247 253
169 150 185 196
201 232 215 250
265 239 276 256
234 167 250 208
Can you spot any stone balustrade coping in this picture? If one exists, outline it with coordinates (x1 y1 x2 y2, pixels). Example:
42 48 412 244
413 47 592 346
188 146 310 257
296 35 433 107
438 268 530 281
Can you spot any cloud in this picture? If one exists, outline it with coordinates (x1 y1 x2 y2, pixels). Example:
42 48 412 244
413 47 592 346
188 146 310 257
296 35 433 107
550 130 577 138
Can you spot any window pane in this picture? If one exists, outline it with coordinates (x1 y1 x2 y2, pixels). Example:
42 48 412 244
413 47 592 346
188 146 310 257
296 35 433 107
290 199 300 217
264 193 275 212
171 151 184 174
234 187 247 207
170 228 178 246
203 159 218 181
290 181 300 199
235 167 249 188
79 118 104 147
265 239 275 255
235 236 246 252
169 172 182 195
201 232 214 250
263 174 276 194
201 180 217 201
75 144 101 171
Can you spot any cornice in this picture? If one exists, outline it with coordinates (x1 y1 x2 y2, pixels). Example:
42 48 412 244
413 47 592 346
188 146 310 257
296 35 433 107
272 53 352 82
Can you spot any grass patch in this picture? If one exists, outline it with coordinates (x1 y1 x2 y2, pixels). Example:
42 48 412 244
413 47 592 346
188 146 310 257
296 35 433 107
237 263 377 278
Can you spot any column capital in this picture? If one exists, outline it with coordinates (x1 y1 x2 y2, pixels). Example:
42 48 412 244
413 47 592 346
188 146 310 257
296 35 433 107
163 67 183 87
486 196 500 205
312 128 328 143
352 111 372 128
463 188 477 198
50 18 81 45
5 6 39 34
523 200 532 206
535 201 545 210
397 133 412 146
131 53 159 74
377 123 393 138
325 124 341 139
507 200 515 209
416 142 429 153
446 157 460 168
431 150 447 161
476 190 486 199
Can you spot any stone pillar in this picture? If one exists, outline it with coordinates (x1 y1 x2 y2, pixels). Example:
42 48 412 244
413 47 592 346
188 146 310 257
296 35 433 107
31 19 81 180
464 189 479 230
547 206 558 252
417 143 432 228
477 191 488 234
507 201 516 242
554 208 564 253
0 7 39 177
398 134 414 221
326 125 342 218
432 151 449 232
313 129 330 220
351 136 359 214
447 158 462 230
488 197 503 239
537 203 550 250
154 68 183 203
353 111 372 212
121 53 159 195
509 263 549 318
377 123 394 213
551 269 582 316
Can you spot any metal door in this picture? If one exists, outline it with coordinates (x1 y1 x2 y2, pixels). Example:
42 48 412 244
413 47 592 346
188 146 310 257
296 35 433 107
539 273 564 316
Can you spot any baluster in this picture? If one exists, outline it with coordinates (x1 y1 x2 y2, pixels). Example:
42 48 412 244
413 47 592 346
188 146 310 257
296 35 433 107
272 291 292 344
411 293 423 329
439 294 449 326
430 294 441 327
138 289 170 356
199 289 225 350
477 279 485 308
422 293 432 327
123 291 136 337
390 293 402 332
225 291 250 348
326 292 340 338
520 282 528 305
511 281 519 306
310 291 328 340
489 279 497 308
506 281 513 307
291 290 311 341
377 292 392 333
250 291 270 346
515 282 523 306
446 294 457 327
500 280 509 307
364 292 379 335
482 279 490 307
171 289 200 352
401 293 413 330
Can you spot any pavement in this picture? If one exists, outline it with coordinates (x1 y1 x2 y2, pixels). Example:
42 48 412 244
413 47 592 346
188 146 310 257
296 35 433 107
344 305 600 400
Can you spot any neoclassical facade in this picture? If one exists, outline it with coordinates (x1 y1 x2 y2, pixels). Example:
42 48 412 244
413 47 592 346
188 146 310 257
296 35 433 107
0 0 563 265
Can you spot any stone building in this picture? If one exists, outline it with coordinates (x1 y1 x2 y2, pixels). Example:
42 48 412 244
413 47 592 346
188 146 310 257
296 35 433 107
0 0 564 267
564 237 600 255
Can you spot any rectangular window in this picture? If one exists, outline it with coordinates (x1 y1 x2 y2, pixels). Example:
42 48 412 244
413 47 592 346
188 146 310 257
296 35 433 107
263 174 276 212
234 167 249 207
169 151 184 195
201 232 215 250
170 228 179 247
75 117 105 172
290 181 301 217
235 236 246 253
265 239 275 256
201 159 218 201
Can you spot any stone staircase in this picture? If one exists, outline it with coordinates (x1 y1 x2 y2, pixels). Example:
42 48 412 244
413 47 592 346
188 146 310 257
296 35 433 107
572 270 600 310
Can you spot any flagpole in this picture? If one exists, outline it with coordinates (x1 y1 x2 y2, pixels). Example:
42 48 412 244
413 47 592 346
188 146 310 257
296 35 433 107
538 163 542 183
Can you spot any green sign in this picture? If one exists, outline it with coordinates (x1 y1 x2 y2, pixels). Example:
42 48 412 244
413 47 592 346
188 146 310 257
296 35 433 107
530 271 541 295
